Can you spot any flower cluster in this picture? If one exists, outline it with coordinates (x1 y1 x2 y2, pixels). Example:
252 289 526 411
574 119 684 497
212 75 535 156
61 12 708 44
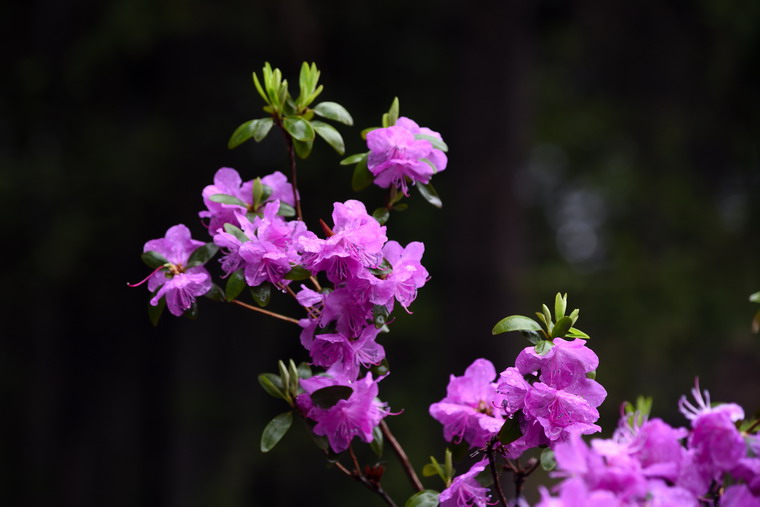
430 338 606 458
536 382 760 506
366 116 447 196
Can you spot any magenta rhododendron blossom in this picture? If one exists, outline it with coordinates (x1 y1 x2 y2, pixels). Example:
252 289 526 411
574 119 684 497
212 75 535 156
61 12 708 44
142 224 211 316
722 484 760 507
366 117 447 195
376 240 429 310
438 459 491 507
299 373 390 453
523 382 602 442
299 200 387 282
515 338 599 391
200 168 295 233
429 359 506 448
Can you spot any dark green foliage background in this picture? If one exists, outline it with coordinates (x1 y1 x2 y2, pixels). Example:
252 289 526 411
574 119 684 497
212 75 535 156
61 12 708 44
2 0 760 505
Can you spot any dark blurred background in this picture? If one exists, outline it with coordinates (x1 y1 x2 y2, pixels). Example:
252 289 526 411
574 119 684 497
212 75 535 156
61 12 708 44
3 0 760 505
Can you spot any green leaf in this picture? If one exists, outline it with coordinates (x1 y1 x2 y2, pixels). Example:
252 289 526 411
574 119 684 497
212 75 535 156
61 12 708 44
252 72 268 104
209 193 248 207
250 283 271 307
312 101 353 126
586 370 596 380
340 153 367 166
370 425 383 457
141 250 169 269
311 385 353 409
148 297 165 327
258 373 285 399
187 243 219 267
278 202 296 218
566 327 590 339
204 283 225 302
293 138 314 159
535 340 554 355
393 203 408 211
223 223 249 242
492 315 542 335
260 411 293 453
284 265 311 281
386 97 399 126
542 304 553 331
283 116 315 142
228 118 274 149
224 270 245 301
277 360 291 395
370 358 390 377
373 305 390 328
422 463 440 477
352 157 374 192
311 120 345 154
404 490 439 507
521 330 541 345
297 362 312 380
568 308 580 325
497 417 523 445
373 207 390 225
751 292 760 304
414 133 448 152
551 316 573 338
554 293 567 320
252 177 265 209
361 126 379 139
416 182 442 208
540 448 557 471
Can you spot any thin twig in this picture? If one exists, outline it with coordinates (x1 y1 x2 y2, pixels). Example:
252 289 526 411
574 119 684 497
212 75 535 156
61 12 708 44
230 299 300 324
380 420 424 492
487 438 508 507
309 275 322 292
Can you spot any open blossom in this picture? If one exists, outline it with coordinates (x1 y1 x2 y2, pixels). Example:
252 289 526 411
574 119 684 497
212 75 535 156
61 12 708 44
199 167 295 233
213 200 306 285
429 359 506 448
298 372 390 453
142 224 211 316
299 200 387 283
366 117 447 195
439 459 491 507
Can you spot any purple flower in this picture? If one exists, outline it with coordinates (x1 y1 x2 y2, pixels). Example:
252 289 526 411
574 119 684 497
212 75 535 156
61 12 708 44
366 117 447 195
439 459 491 507
722 484 760 507
300 325 385 380
523 382 602 443
515 338 599 391
629 418 688 482
142 224 211 316
199 168 296 233
496 367 531 417
299 200 387 283
429 359 506 448
377 240 429 310
300 372 390 453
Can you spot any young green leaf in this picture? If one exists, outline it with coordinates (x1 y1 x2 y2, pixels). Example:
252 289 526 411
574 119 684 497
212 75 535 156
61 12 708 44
566 327 590 339
277 202 296 218
141 251 169 269
416 182 442 208
283 117 315 142
260 411 293 453
293 138 314 159
224 270 246 302
187 243 219 267
404 490 440 507
340 153 367 166
311 120 345 154
203 283 225 302
312 101 354 125
250 283 271 307
252 72 269 104
352 157 374 192
209 193 248 207
258 373 285 400
554 293 567 320
387 97 400 126
551 316 573 339
750 292 760 304
535 340 554 355
540 448 557 471
492 315 542 335
414 133 448 152
373 207 390 225
148 296 165 327
284 265 311 281
370 425 383 457
297 362 312 379
223 223 249 243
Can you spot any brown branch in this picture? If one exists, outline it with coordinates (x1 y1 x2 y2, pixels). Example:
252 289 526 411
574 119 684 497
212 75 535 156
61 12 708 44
380 420 424 492
230 299 300 324
487 438 508 507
